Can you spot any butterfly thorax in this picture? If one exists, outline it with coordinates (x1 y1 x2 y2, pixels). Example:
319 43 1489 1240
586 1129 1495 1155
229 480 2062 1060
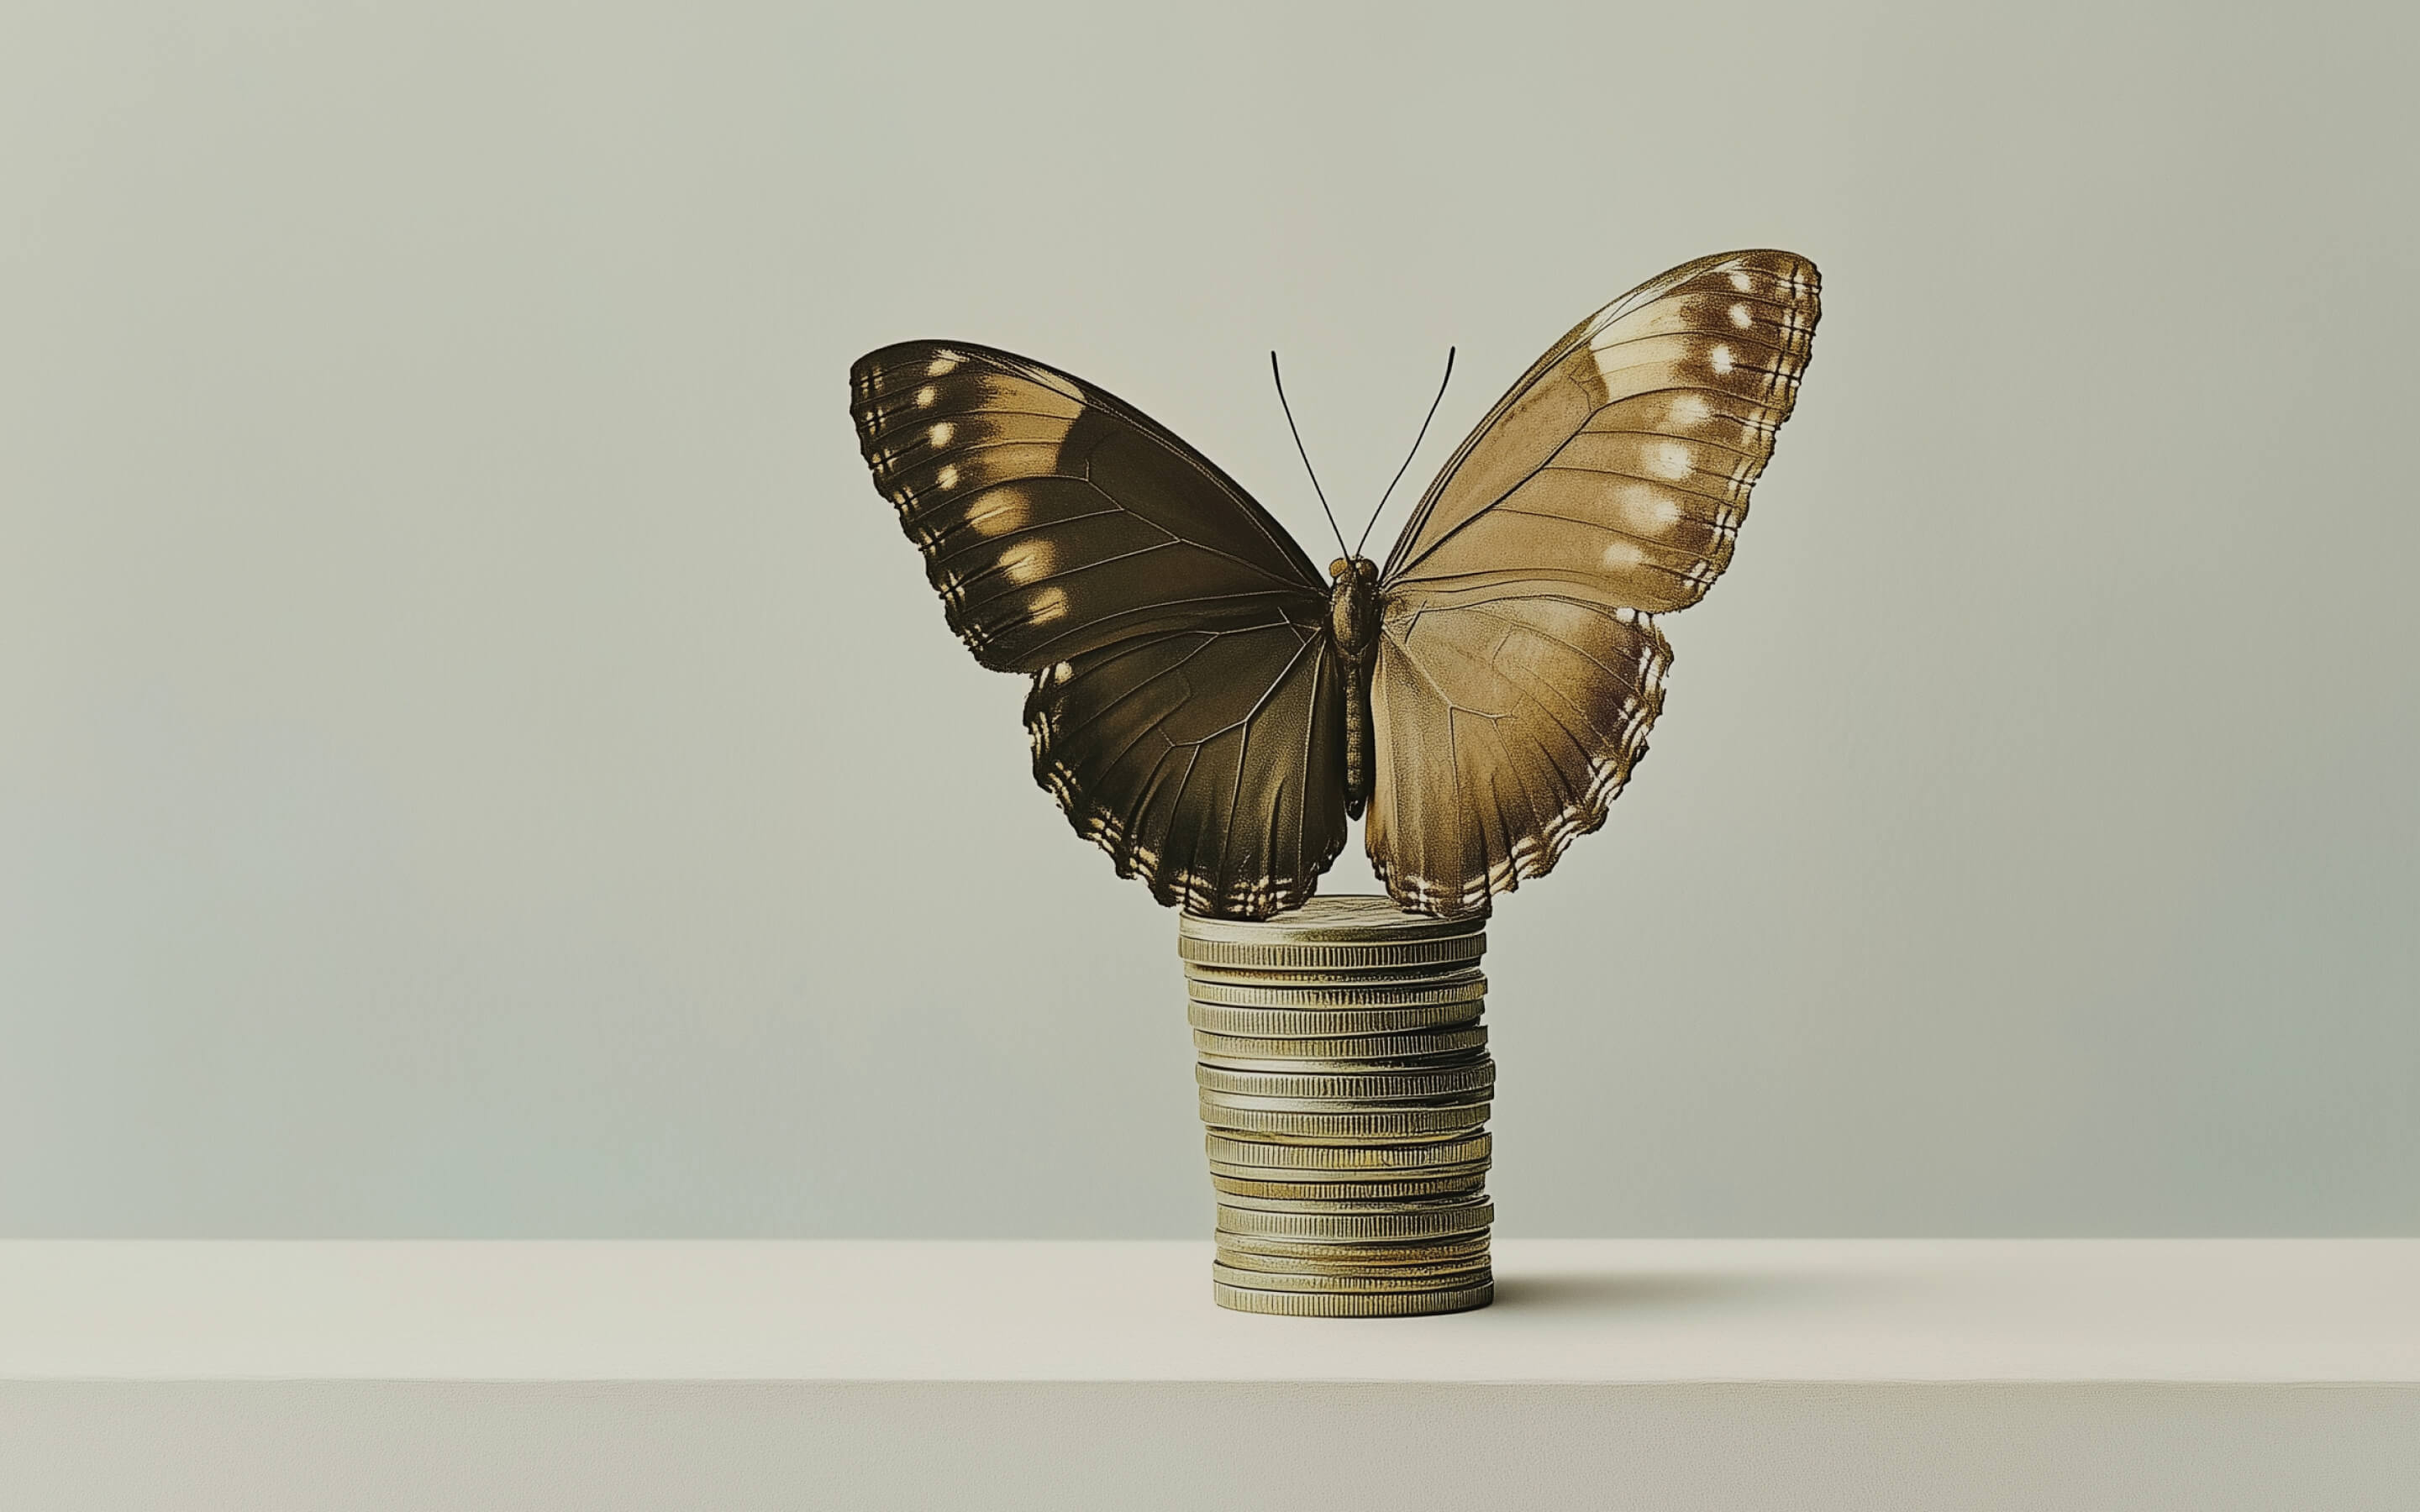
1326 556 1381 657
1328 557 1381 820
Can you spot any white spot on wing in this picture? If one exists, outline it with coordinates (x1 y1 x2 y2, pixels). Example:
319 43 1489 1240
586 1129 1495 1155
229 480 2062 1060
1668 393 1712 428
1709 346 1734 375
1602 538 1645 571
925 354 960 376
1728 270 1753 292
937 464 960 490
1729 302 1754 328
929 423 955 447
1028 586 1070 625
916 386 936 407
1620 483 1685 533
997 540 1055 587
1650 440 1695 480
964 497 1028 537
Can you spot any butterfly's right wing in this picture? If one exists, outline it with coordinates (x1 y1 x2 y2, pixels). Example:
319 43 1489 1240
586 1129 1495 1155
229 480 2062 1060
1368 250 1821 914
850 341 1348 918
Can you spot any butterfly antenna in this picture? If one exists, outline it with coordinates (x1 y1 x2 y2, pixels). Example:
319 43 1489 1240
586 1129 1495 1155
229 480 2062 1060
1270 351 1353 562
1355 346 1455 558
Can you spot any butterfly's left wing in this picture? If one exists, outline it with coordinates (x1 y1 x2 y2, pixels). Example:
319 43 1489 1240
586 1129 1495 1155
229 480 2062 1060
1368 249 1820 914
851 340 1349 918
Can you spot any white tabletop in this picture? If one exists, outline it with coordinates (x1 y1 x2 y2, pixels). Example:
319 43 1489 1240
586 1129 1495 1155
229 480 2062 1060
6 1239 2415 1384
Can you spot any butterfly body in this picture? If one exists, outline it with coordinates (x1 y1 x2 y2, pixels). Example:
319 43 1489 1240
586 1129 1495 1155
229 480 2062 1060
850 249 1820 920
1327 555 1382 819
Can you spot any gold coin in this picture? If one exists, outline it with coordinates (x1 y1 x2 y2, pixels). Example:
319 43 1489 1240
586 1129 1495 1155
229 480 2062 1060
1178 895 1487 946
1214 1246 1492 1278
1213 1231 1492 1263
1187 1001 1483 1038
1217 1200 1492 1240
1205 1123 1487 1148
1198 1103 1491 1139
1213 1189 1491 1215
1210 1161 1491 1185
1203 1132 1491 1170
1209 1172 1487 1200
1196 1063 1496 1101
1213 1279 1494 1316
1198 1088 1491 1114
1177 934 1486 974
1209 1155 1491 1184
1195 1051 1483 1076
1192 1027 1489 1067
1184 967 1486 1007
1209 1262 1491 1294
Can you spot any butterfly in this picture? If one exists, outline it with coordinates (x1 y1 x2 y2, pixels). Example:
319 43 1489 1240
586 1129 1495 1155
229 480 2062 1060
849 249 1819 919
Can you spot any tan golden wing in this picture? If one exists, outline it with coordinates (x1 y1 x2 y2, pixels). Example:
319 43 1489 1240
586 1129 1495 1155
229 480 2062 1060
1367 250 1819 914
850 340 1347 917
1365 596 1670 914
1381 249 1820 606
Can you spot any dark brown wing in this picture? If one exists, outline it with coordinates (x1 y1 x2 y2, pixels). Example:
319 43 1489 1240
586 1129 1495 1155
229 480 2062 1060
853 341 1328 670
1027 614 1347 917
850 340 1347 916
1367 250 1821 914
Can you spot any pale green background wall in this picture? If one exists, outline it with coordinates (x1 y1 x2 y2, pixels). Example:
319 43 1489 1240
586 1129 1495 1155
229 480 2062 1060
4 0 2414 1236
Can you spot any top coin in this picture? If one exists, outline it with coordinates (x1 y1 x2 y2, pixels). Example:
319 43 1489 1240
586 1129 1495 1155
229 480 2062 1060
1177 934 1486 974
1179 895 1487 948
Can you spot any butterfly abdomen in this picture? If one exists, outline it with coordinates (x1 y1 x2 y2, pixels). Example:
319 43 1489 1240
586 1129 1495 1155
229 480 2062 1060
1328 558 1381 821
1340 663 1372 820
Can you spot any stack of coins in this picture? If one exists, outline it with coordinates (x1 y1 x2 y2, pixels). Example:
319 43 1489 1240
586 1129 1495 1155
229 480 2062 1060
1181 895 1494 1316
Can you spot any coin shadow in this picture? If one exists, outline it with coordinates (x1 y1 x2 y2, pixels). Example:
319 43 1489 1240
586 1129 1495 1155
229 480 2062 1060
1490 1269 1870 1315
